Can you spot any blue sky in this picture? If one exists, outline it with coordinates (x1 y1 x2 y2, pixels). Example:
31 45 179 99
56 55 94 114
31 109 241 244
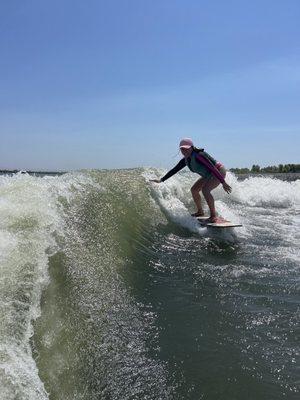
0 0 299 171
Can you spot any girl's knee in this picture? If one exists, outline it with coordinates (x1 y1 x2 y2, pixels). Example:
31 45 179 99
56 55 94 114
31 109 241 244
191 186 200 194
202 188 209 197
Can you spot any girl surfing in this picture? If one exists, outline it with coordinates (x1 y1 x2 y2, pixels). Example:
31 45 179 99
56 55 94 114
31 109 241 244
150 138 232 223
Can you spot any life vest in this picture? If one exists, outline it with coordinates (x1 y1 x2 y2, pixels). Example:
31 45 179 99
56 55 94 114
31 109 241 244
186 150 217 179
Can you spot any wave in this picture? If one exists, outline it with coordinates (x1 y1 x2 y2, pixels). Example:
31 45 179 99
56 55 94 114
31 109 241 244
0 168 299 399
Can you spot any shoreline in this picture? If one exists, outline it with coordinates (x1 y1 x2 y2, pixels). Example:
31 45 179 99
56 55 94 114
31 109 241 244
0 169 66 176
234 172 300 181
1 169 300 181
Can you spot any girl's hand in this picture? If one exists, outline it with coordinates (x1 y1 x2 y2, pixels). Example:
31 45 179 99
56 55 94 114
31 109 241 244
149 178 162 183
222 182 232 193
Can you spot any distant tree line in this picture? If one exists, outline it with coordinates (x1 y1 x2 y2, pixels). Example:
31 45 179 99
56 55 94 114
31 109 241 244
230 164 300 174
0 169 65 175
0 169 20 174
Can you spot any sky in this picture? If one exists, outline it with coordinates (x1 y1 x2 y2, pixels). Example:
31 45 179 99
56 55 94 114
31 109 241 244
0 0 299 171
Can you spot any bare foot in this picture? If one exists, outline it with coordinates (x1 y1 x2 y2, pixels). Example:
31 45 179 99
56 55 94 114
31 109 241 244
191 211 205 217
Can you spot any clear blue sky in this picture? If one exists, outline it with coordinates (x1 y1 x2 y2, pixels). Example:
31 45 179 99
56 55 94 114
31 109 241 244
0 0 299 171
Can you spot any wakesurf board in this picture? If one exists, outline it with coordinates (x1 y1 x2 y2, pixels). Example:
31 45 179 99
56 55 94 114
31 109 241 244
197 216 242 228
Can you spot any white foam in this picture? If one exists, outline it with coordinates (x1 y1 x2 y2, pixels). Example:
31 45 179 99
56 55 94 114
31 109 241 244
230 175 300 208
0 171 100 400
148 178 205 234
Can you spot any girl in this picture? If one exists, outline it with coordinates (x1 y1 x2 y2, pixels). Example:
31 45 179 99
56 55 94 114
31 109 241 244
150 138 232 223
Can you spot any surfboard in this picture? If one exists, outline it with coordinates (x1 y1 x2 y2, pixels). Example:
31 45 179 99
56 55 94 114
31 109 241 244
197 216 242 228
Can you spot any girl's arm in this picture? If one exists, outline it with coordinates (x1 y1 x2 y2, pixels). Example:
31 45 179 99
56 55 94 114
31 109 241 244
160 158 186 182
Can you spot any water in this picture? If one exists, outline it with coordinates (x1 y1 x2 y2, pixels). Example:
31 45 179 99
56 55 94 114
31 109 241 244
0 169 299 400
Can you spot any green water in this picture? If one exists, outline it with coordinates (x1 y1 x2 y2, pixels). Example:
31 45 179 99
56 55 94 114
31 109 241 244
0 169 299 399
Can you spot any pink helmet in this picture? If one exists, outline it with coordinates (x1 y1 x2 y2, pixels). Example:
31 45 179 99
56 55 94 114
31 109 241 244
179 138 194 149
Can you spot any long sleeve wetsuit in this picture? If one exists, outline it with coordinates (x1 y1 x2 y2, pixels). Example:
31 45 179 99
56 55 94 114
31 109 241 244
161 158 186 182
161 151 225 183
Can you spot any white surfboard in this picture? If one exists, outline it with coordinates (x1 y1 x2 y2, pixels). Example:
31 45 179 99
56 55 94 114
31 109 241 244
197 216 242 228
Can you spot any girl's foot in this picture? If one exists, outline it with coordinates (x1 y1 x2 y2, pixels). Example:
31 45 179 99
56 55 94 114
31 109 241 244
191 211 205 217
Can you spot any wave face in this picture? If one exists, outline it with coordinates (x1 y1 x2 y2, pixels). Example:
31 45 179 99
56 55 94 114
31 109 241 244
0 169 299 400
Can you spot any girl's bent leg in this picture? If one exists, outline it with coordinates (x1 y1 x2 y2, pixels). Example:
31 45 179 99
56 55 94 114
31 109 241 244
190 178 207 215
202 168 226 218
202 190 217 218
